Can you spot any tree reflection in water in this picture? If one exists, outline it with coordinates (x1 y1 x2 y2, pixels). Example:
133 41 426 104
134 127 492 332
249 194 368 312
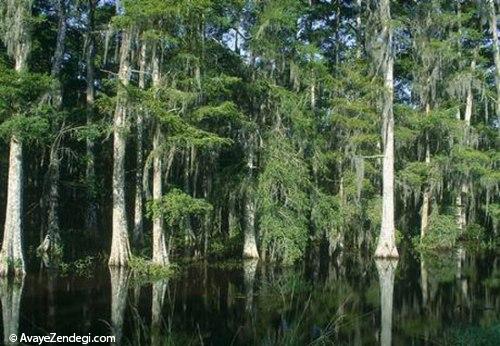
375 259 398 346
0 275 24 345
109 267 130 345
1 250 499 345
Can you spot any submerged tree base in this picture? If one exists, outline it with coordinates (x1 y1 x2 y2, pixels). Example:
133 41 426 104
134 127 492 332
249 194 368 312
374 240 399 259
0 259 25 277
108 239 131 267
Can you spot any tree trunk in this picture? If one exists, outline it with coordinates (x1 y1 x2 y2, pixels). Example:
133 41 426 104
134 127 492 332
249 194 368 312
133 41 147 246
0 0 31 277
0 137 25 276
151 49 169 267
38 0 68 263
152 127 169 266
456 59 475 231
356 0 362 59
243 139 259 259
85 0 98 235
375 259 398 346
489 0 500 140
375 0 398 258
421 104 431 238
38 145 62 266
109 28 132 267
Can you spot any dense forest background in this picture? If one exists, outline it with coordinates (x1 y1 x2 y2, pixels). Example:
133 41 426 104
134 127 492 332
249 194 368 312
0 0 499 274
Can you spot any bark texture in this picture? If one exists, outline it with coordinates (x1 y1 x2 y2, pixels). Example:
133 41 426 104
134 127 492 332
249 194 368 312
85 0 98 234
0 0 31 277
456 59 475 231
151 51 169 267
38 145 62 265
0 137 25 276
38 0 68 263
421 104 431 237
109 29 132 267
375 0 398 258
243 140 259 259
489 0 500 139
133 41 147 246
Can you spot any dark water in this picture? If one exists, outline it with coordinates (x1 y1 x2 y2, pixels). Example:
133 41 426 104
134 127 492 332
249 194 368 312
3 249 500 345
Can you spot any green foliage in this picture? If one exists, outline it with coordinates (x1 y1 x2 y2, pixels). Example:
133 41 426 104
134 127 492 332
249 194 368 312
0 62 52 141
193 101 243 123
58 255 105 278
366 197 382 232
310 190 344 240
398 162 429 191
421 252 457 283
420 213 461 250
485 203 500 224
258 136 310 264
461 223 486 243
0 0 498 275
147 188 212 226
0 114 50 142
129 255 175 282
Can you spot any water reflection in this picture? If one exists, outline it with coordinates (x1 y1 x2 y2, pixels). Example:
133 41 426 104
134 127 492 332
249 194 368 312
151 279 167 346
0 276 24 345
1 249 499 345
243 259 258 313
109 267 130 345
375 259 397 346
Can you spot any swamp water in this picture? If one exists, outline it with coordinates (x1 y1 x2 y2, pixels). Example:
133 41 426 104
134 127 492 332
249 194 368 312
1 249 499 345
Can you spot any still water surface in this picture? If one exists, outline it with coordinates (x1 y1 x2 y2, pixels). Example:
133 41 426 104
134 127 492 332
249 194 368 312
2 249 499 345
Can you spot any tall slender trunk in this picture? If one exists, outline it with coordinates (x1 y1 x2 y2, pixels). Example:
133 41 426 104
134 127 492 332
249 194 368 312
456 59 475 231
421 103 431 238
38 0 67 263
151 48 169 267
489 0 500 234
243 137 259 259
85 0 98 235
375 0 398 258
356 0 362 59
38 145 62 264
109 27 132 267
1 137 25 276
0 0 32 276
489 0 500 139
134 41 147 246
183 149 192 251
310 75 316 109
